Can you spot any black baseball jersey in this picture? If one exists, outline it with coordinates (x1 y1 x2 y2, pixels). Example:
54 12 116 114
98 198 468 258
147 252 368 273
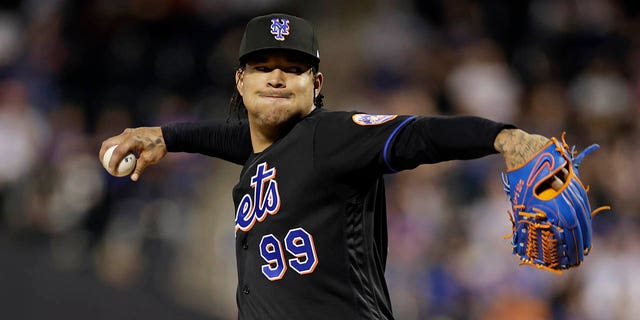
163 108 510 320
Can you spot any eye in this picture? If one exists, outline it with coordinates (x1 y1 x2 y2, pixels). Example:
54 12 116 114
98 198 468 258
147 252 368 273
284 67 305 74
255 66 272 72
284 65 310 75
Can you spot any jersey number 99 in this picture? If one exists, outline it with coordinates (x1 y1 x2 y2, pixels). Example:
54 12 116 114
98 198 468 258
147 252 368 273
259 227 318 281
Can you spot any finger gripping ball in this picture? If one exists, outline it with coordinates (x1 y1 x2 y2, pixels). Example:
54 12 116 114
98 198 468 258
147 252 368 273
102 145 136 177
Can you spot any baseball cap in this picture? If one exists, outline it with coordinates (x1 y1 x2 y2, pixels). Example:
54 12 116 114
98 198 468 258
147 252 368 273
238 13 320 67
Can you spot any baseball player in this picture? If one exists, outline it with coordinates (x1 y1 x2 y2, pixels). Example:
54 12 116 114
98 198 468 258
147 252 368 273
100 13 595 320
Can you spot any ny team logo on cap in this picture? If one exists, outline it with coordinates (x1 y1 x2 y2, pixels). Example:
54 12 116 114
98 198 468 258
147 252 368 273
270 18 290 41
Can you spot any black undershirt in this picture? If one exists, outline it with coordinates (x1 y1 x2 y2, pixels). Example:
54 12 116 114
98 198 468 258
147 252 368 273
161 120 251 165
386 115 514 171
161 113 513 169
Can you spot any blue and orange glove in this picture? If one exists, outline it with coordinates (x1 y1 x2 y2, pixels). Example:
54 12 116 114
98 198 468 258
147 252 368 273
502 134 609 273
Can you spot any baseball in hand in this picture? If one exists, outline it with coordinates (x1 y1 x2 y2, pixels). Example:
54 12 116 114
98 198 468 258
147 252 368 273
102 145 136 177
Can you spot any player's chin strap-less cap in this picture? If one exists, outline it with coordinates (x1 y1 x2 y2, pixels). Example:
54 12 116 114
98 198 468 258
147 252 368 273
238 13 320 67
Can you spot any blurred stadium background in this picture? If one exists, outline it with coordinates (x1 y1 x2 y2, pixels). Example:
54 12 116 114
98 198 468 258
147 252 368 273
0 0 638 319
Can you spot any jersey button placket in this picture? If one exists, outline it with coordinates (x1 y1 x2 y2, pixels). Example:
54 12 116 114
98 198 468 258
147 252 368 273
241 237 248 250
242 285 250 294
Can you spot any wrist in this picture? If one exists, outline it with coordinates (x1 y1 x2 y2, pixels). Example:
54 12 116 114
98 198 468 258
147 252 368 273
495 129 550 170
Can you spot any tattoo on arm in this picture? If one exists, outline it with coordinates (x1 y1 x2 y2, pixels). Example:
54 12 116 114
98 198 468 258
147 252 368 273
494 129 549 170
134 135 165 150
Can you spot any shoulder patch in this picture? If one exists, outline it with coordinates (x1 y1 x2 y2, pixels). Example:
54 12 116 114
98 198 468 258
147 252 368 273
352 114 398 126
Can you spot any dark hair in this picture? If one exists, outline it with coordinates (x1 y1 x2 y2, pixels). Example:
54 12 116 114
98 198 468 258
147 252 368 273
227 65 324 123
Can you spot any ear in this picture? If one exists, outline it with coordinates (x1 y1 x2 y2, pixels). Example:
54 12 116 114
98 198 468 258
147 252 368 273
313 72 324 95
235 69 244 96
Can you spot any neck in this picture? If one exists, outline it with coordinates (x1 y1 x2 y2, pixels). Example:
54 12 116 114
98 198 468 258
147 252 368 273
248 106 317 153
250 126 277 153
249 117 299 153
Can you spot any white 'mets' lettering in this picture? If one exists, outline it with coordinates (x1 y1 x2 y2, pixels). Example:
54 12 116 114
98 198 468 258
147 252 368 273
235 162 281 233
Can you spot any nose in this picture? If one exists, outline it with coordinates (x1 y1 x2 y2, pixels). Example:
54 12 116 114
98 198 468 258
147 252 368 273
267 69 286 88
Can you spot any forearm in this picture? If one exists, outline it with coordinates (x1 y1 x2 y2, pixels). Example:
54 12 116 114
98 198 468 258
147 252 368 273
161 120 252 165
389 116 514 169
493 128 550 170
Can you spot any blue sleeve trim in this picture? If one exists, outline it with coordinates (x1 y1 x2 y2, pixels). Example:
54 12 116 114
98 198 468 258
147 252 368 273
383 116 417 173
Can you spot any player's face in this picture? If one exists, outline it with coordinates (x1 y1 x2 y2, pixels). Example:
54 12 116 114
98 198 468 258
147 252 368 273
236 50 323 130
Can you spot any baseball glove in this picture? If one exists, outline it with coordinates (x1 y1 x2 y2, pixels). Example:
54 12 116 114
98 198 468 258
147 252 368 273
502 133 609 273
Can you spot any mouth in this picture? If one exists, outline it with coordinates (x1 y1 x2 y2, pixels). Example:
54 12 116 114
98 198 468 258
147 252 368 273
259 91 291 99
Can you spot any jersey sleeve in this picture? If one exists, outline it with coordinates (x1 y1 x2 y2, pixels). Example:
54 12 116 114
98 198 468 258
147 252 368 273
387 115 515 171
313 112 417 176
161 120 252 165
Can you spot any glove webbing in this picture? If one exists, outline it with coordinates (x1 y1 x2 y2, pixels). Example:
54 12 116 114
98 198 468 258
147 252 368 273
510 205 563 274
521 220 560 271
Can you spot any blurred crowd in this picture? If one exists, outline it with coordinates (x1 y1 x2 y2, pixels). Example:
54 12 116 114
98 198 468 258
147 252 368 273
1 0 639 319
